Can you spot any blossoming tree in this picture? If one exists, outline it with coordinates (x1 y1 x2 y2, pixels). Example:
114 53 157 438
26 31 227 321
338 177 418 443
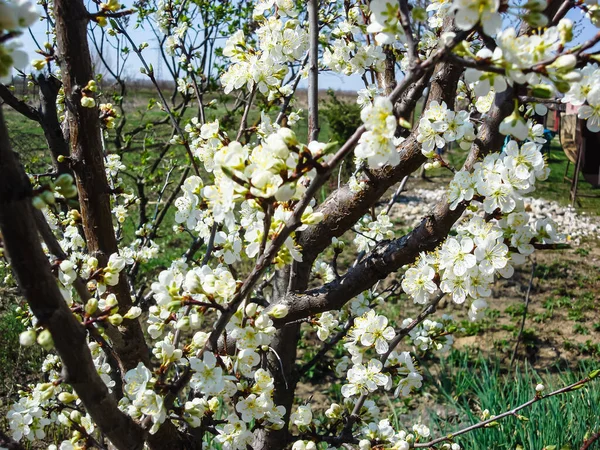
0 0 599 449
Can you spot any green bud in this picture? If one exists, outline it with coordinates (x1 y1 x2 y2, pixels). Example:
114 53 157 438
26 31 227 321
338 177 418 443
58 392 78 403
399 117 412 129
70 410 82 423
167 300 183 311
554 80 571 94
531 84 554 99
55 173 74 188
37 329 54 350
41 190 56 205
32 196 46 209
108 313 123 326
85 298 98 316
39 383 55 401
589 369 600 379
484 421 500 428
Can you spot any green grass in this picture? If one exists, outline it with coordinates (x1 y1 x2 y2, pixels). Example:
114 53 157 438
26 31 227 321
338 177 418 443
424 351 600 450
0 305 42 398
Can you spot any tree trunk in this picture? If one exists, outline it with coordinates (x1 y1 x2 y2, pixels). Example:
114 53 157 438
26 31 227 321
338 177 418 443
53 0 149 370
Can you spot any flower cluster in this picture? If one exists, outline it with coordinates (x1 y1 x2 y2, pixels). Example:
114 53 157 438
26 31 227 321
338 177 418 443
0 0 37 82
355 97 401 168
221 6 308 96
417 101 475 158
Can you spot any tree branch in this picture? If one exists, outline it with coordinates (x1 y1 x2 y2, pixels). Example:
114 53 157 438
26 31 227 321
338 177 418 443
307 0 320 142
0 83 40 121
0 106 145 450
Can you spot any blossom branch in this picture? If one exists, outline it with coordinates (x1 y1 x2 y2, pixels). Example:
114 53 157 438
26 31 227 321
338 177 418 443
335 293 446 444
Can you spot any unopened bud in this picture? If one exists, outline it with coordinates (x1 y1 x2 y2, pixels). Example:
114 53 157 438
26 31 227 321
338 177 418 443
108 313 123 326
85 298 98 316
530 84 554 99
58 392 78 403
19 330 36 347
553 54 577 70
124 306 142 320
37 329 54 350
268 304 289 319
245 302 258 318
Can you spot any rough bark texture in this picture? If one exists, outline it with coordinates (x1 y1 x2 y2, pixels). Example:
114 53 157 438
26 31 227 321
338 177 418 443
37 74 72 174
53 0 149 371
0 107 145 450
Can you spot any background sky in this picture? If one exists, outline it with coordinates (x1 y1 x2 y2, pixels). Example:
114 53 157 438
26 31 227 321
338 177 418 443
14 4 600 95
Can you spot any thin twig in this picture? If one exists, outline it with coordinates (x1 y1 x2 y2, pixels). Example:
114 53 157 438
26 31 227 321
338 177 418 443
384 175 409 215
580 431 600 450
307 0 320 142
510 261 537 368
414 375 598 448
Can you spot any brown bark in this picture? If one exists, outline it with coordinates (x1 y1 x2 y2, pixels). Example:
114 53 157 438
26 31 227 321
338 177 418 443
53 0 149 370
37 74 71 174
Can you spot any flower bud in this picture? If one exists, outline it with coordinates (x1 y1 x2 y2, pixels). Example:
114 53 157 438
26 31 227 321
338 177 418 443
325 403 342 419
85 298 98 316
70 410 82 423
32 196 46 209
530 84 554 99
535 383 545 392
553 54 577 70
19 330 36 347
558 18 573 43
192 331 209 347
563 71 583 82
108 313 123 326
124 306 142 320
55 173 74 188
359 440 372 450
245 302 258 318
301 211 324 225
268 304 289 319
208 397 220 412
39 383 55 401
58 392 78 403
37 329 54 350
104 294 118 309
41 190 56 205
398 117 412 129
81 96 96 108
277 127 298 147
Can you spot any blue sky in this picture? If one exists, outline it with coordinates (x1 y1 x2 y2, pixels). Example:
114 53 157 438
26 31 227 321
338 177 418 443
16 4 600 94
19 10 366 92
